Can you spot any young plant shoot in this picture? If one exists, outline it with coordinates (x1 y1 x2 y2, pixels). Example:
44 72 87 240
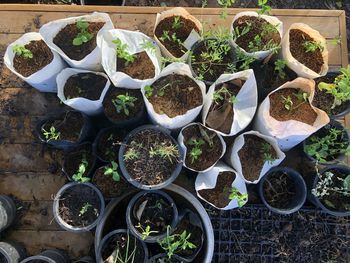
72 156 90 182
72 19 93 46
41 126 60 142
260 142 275 164
229 187 248 207
112 93 138 116
12 44 33 59
113 38 136 65
136 223 159 240
104 161 120 182
188 138 205 163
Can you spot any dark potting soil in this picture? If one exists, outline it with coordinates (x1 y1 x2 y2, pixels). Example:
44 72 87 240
58 184 101 227
198 171 236 208
232 16 281 52
182 124 223 171
289 29 324 74
263 171 297 209
313 75 350 116
269 88 317 125
131 193 174 235
64 73 107 100
147 74 202 118
103 86 144 123
101 232 145 262
117 51 155 80
96 128 127 162
191 39 235 83
318 169 350 211
206 79 244 134
124 129 180 186
53 21 105 61
13 40 53 77
41 111 84 142
155 15 200 58
238 135 277 182
64 144 94 179
92 166 133 198
262 61 293 92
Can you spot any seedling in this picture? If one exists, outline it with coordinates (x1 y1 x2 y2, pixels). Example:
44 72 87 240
261 22 279 37
187 138 205 164
112 93 138 116
124 148 139 161
113 38 136 65
229 187 248 207
274 59 287 80
231 25 251 42
79 203 92 217
281 95 293 111
303 40 324 53
144 85 154 98
198 125 216 147
72 19 93 46
104 161 120 182
159 31 183 47
293 90 308 103
41 126 60 142
257 0 272 15
172 16 183 29
281 91 308 111
140 39 157 54
12 44 33 59
158 226 197 259
149 143 179 163
72 156 90 182
213 86 237 105
217 0 236 19
247 35 280 54
330 36 341 46
136 223 159 240
260 142 275 164
108 233 137 263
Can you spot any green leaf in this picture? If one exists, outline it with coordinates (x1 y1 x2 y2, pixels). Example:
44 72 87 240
343 175 350 190
73 37 83 46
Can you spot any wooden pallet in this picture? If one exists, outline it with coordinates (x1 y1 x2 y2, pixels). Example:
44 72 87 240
0 4 348 260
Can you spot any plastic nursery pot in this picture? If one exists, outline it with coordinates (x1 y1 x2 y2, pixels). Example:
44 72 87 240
0 195 16 232
306 165 350 217
118 125 184 190
188 38 237 86
20 249 69 263
53 182 105 233
149 253 184 262
96 229 148 263
73 256 95 263
258 167 307 215
94 184 214 263
0 241 26 263
126 190 179 243
36 110 92 151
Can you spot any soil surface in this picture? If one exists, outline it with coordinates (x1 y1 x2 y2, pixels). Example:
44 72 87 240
103 86 144 123
206 79 244 134
95 127 127 162
269 88 317 125
232 16 281 52
147 74 202 118
238 135 277 182
150 256 182 263
13 40 53 77
41 111 84 142
289 29 324 74
182 124 223 171
58 184 101 227
117 51 155 80
53 21 105 61
155 15 200 58
198 171 236 208
124 129 180 186
63 144 95 179
64 73 107 100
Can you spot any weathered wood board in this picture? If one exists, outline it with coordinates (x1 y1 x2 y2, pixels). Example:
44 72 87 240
0 4 348 260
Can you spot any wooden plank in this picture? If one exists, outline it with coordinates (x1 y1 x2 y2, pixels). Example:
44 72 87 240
339 10 349 68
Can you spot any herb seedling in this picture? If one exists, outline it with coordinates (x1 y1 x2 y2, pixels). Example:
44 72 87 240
281 91 308 111
232 24 251 42
257 0 272 15
112 93 138 116
79 203 92 217
136 223 159 240
72 19 93 46
274 59 287 80
104 161 120 182
303 40 324 53
41 126 60 141
188 138 205 163
12 44 33 59
213 86 237 105
124 148 139 161
217 0 236 19
144 85 153 98
260 142 275 164
172 16 183 29
229 187 248 207
149 143 179 163
112 38 136 65
72 156 90 182
140 39 157 55
109 233 137 263
281 95 293 111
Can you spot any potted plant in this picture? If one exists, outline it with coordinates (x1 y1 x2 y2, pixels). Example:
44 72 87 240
4 32 66 92
201 69 257 136
313 66 350 118
281 23 329 79
225 131 285 184
99 29 162 88
195 162 248 210
118 125 184 190
36 110 92 151
126 190 178 243
73 256 95 263
254 77 330 151
96 229 148 263
56 68 111 116
53 182 105 232
39 12 114 70
92 161 134 199
177 123 226 173
259 167 307 215
307 165 350 217
0 195 16 232
141 62 205 130
149 253 184 263
154 7 202 61
102 86 145 127
21 250 69 263
0 241 26 263
63 143 96 182
303 120 349 165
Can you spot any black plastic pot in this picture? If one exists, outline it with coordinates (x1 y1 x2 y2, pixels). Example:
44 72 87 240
306 165 350 217
53 182 105 232
259 167 307 215
126 190 179 243
36 110 92 151
96 229 148 263
149 253 184 262
94 184 214 263
302 119 349 165
0 241 26 263
118 125 184 190
73 256 95 263
20 249 69 263
188 38 237 86
0 195 16 232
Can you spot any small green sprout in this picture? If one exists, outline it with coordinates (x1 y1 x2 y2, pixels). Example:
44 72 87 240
149 143 179 163
140 39 157 54
136 223 159 240
112 93 138 116
293 90 308 103
303 40 324 53
112 38 136 64
229 187 248 207
281 95 293 111
260 142 275 164
172 16 183 29
12 44 33 59
257 0 272 15
72 19 93 46
124 148 139 161
213 86 237 105
72 156 90 182
188 138 205 164
41 126 60 142
79 203 92 217
144 85 154 99
274 59 287 80
104 161 120 182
